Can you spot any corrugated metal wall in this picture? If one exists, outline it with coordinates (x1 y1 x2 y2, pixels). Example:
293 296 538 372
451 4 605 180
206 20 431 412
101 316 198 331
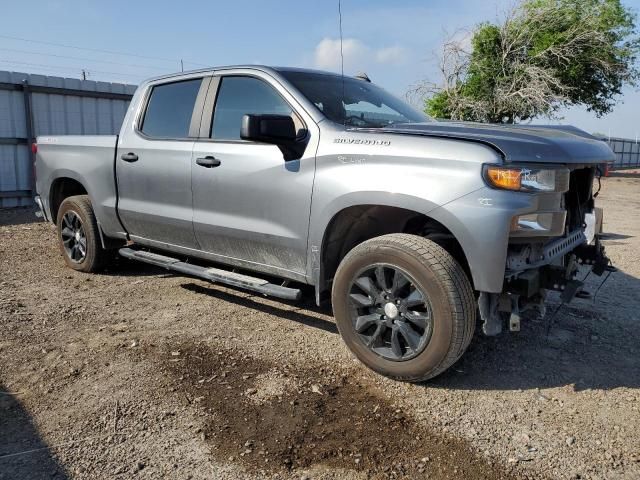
0 70 136 208
601 137 640 170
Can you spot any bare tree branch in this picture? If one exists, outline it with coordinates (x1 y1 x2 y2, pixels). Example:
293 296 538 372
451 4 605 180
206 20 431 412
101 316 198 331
419 0 639 123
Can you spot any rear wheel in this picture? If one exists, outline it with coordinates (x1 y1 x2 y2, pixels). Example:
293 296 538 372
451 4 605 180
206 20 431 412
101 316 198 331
56 195 109 272
331 233 475 382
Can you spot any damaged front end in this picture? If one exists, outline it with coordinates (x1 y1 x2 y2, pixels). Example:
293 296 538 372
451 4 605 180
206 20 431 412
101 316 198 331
479 165 613 336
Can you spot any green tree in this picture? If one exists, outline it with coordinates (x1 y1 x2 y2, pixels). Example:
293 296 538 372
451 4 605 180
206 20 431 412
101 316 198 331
423 0 639 123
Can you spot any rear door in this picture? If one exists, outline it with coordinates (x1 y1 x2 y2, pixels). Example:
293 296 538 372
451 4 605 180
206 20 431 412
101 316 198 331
190 70 319 279
116 76 209 249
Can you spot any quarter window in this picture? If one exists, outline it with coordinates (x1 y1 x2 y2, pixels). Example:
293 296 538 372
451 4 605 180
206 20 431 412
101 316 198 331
211 76 293 140
141 78 202 138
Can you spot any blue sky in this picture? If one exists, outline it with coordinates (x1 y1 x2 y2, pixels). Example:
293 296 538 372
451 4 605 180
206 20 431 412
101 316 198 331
1 0 639 138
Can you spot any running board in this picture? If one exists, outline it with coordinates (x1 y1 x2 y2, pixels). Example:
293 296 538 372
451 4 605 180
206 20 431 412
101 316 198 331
118 248 301 301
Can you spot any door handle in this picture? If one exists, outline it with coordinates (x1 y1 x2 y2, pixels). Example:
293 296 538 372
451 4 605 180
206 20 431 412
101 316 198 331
121 152 139 162
196 156 221 168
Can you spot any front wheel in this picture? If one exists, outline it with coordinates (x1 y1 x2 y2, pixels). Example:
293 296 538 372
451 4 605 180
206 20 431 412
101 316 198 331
56 195 109 273
331 234 476 382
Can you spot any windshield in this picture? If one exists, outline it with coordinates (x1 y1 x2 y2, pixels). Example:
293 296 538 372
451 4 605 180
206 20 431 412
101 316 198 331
279 70 429 128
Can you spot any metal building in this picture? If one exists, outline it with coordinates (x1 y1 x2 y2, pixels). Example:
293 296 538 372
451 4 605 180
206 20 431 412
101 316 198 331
600 137 640 170
0 70 136 208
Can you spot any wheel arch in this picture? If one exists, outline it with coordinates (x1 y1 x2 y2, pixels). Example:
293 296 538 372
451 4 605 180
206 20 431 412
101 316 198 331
312 201 473 305
49 175 89 224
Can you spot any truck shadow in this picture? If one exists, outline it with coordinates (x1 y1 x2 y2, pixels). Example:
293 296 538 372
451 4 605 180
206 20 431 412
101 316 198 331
101 256 175 278
181 282 338 334
430 268 640 392
0 207 41 226
182 268 640 392
0 386 69 479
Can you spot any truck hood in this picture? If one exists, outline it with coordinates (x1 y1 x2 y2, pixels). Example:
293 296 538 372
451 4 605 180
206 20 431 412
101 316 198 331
377 122 615 165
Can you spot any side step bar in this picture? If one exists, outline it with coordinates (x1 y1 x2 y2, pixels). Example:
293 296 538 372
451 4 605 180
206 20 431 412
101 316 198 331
118 248 302 301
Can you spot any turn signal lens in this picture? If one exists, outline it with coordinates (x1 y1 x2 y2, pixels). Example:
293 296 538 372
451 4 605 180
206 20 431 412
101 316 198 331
483 165 570 193
485 166 522 191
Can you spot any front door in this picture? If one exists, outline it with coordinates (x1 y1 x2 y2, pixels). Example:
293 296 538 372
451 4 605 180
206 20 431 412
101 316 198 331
117 76 207 249
191 73 318 278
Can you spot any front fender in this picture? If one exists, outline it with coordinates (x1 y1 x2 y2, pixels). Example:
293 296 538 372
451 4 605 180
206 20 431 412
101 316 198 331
306 191 439 302
306 128 506 299
427 188 541 292
308 190 440 270
307 186 542 299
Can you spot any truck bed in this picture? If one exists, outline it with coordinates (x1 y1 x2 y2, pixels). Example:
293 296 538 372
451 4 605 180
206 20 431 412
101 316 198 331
35 135 125 237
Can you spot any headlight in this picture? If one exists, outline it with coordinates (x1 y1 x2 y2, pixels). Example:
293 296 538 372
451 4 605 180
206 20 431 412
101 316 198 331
483 165 570 193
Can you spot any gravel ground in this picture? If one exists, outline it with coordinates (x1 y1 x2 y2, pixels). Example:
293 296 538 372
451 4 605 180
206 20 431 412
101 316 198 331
1 174 639 480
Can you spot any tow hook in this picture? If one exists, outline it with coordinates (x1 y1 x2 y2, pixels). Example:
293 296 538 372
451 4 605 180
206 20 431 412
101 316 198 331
478 292 545 335
507 294 548 332
508 296 521 332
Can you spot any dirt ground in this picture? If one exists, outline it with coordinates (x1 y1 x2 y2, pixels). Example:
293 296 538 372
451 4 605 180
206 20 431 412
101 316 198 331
1 174 639 480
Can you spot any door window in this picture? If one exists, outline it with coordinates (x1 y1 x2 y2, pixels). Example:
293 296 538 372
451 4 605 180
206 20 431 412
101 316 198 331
140 78 202 138
211 76 294 140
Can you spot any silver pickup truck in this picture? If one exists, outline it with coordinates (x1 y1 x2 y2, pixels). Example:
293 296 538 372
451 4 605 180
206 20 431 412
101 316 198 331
35 66 614 382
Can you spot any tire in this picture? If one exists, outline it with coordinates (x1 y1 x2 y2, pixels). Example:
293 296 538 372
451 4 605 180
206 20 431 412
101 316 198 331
331 233 476 382
56 195 109 273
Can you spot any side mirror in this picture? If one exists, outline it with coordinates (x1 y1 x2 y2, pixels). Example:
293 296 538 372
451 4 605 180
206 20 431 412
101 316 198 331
241 114 306 161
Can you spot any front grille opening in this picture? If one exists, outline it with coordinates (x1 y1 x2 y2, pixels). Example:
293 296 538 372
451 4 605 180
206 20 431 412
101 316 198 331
565 167 595 231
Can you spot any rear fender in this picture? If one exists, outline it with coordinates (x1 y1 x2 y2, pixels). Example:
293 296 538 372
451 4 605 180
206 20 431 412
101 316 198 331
45 169 91 222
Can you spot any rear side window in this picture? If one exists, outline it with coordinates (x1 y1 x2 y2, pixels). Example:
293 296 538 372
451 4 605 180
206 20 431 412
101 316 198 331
141 78 202 138
211 76 293 140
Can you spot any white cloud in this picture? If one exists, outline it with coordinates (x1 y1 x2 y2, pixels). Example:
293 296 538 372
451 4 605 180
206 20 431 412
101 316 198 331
312 38 407 73
313 38 367 71
375 46 407 65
